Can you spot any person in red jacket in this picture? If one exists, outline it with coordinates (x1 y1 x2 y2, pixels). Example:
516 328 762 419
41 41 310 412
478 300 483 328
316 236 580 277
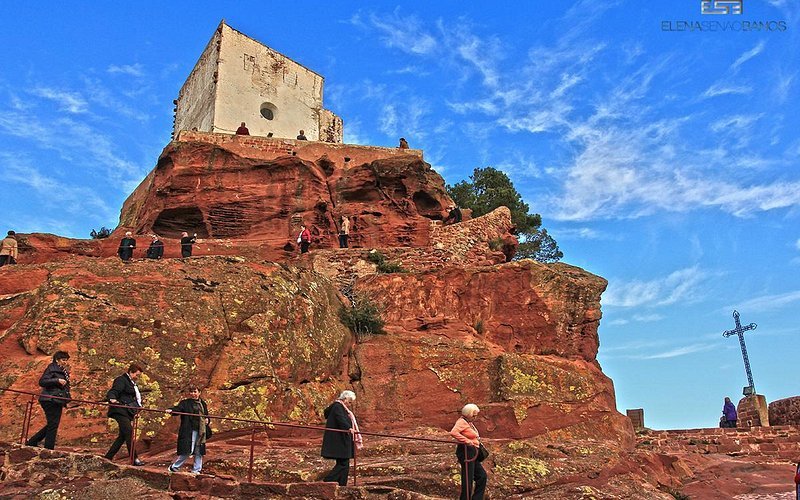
450 403 487 500
297 225 311 254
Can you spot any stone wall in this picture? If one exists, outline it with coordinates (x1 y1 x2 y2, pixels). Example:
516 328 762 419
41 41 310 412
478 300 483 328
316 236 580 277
173 24 219 136
174 130 422 166
429 206 516 263
637 425 800 459
769 396 800 426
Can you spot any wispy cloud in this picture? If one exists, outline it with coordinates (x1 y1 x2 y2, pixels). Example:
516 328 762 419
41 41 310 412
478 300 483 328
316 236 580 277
604 266 708 308
728 290 800 313
731 41 765 72
30 87 88 113
702 82 752 99
350 10 437 56
634 343 716 360
107 63 145 77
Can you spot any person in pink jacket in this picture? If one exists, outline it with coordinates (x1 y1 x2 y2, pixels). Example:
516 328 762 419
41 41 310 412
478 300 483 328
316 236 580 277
450 403 487 500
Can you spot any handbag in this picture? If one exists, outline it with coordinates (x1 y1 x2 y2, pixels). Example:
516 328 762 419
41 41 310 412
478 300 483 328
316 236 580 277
477 442 490 462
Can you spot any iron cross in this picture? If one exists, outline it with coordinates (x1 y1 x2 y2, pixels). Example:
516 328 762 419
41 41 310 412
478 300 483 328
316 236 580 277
722 310 758 394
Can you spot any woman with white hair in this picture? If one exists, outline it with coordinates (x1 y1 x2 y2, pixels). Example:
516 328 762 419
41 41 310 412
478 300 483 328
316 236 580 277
450 403 487 500
320 390 363 485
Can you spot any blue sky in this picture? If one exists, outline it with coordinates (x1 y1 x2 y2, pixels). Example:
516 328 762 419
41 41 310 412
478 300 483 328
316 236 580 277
1 1 798 429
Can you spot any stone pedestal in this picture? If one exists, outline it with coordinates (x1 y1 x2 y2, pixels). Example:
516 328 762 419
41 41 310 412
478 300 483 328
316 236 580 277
737 394 770 428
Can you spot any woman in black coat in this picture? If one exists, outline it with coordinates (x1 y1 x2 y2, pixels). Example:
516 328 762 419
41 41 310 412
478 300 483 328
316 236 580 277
104 363 145 465
320 390 362 486
166 386 211 474
26 351 71 450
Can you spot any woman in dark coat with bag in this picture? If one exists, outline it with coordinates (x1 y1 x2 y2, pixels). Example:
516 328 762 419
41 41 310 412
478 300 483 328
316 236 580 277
26 351 71 450
320 390 362 486
104 363 145 465
166 385 211 474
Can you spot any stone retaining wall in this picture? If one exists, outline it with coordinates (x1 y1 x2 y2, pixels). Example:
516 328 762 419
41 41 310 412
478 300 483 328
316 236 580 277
429 206 515 263
770 396 800 426
637 425 800 460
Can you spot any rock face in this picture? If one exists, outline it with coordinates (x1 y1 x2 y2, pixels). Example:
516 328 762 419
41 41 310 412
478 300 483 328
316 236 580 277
119 133 454 256
0 133 665 497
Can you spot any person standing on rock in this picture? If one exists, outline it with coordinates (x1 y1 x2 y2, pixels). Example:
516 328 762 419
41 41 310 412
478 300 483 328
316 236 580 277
338 216 350 249
166 385 211 475
26 351 71 450
722 397 737 428
180 232 197 258
450 403 487 500
0 230 18 266
146 234 164 260
398 137 409 149
104 363 145 466
297 225 311 254
117 231 136 262
321 390 362 486
235 122 250 135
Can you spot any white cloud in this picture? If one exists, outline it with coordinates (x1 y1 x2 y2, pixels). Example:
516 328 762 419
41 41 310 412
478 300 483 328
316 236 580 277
107 63 145 77
731 41 765 72
30 87 88 113
730 290 800 313
351 11 437 56
701 82 752 99
632 313 665 322
635 343 716 360
604 266 707 308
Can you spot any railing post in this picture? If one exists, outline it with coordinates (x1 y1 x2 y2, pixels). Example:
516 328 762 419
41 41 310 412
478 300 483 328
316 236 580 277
20 395 35 445
248 427 256 483
352 432 357 486
130 414 139 465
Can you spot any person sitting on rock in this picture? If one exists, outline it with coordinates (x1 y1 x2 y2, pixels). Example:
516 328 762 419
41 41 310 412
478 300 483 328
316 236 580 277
722 397 737 428
398 137 409 149
180 232 197 258
235 122 250 135
166 385 211 475
443 205 462 225
297 130 307 140
146 234 164 260
0 230 18 266
117 231 136 262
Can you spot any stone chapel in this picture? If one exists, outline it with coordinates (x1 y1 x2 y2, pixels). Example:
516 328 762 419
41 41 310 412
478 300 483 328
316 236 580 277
173 21 343 142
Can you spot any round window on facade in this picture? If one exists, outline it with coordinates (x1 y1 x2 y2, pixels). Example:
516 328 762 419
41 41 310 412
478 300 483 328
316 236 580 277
260 102 277 120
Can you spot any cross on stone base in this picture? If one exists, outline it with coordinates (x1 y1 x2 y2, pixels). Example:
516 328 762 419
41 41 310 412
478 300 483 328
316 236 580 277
722 310 757 396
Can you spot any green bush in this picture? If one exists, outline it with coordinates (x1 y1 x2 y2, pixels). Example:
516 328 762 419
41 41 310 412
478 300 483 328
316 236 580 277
488 237 504 251
339 294 385 341
366 250 406 273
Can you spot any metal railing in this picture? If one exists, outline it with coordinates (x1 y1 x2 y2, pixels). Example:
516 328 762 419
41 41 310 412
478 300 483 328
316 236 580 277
1 387 481 498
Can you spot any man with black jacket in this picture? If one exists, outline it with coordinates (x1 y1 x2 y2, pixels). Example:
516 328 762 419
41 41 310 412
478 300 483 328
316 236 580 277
180 232 197 258
146 234 164 259
26 351 71 450
104 363 145 465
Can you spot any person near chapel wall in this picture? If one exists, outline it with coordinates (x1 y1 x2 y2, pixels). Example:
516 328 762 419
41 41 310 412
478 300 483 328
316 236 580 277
26 351 71 450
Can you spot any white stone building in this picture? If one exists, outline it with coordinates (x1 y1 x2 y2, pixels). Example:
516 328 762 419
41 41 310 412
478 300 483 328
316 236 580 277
173 21 343 142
